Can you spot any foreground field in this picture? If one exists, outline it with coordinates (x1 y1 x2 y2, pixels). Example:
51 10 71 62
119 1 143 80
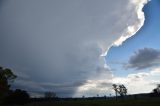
24 97 160 106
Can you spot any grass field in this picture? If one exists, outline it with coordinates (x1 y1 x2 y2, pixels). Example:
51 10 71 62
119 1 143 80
23 97 160 106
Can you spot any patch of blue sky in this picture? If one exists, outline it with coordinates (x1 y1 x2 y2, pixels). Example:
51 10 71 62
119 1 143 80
106 0 160 77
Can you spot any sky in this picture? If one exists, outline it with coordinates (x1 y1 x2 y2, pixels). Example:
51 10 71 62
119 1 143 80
107 0 160 94
0 0 159 97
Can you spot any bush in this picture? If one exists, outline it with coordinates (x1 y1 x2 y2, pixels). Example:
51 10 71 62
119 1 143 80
5 89 30 105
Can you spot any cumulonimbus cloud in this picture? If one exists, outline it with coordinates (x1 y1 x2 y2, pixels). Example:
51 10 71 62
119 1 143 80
0 0 148 97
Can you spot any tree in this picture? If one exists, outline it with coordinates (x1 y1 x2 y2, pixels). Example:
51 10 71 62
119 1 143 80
0 66 17 100
44 91 56 99
112 84 118 100
112 84 127 100
82 95 85 98
152 84 160 96
118 84 127 97
5 89 30 105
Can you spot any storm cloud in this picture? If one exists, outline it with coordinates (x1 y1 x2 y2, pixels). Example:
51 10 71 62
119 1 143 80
126 48 160 70
0 0 148 97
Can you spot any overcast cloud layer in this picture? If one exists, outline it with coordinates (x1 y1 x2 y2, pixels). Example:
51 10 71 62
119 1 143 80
0 0 148 97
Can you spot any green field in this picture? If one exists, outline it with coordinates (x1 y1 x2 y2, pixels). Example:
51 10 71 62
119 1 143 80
23 97 160 106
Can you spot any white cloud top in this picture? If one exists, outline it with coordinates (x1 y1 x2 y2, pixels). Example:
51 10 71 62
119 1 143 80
113 0 148 47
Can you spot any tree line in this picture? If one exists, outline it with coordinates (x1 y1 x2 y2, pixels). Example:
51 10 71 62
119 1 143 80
1 65 160 105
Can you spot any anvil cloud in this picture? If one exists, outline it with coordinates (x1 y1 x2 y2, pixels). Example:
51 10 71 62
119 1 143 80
0 0 148 97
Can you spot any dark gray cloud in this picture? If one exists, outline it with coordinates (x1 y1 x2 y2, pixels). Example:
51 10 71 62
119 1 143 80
12 78 87 97
126 48 160 70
